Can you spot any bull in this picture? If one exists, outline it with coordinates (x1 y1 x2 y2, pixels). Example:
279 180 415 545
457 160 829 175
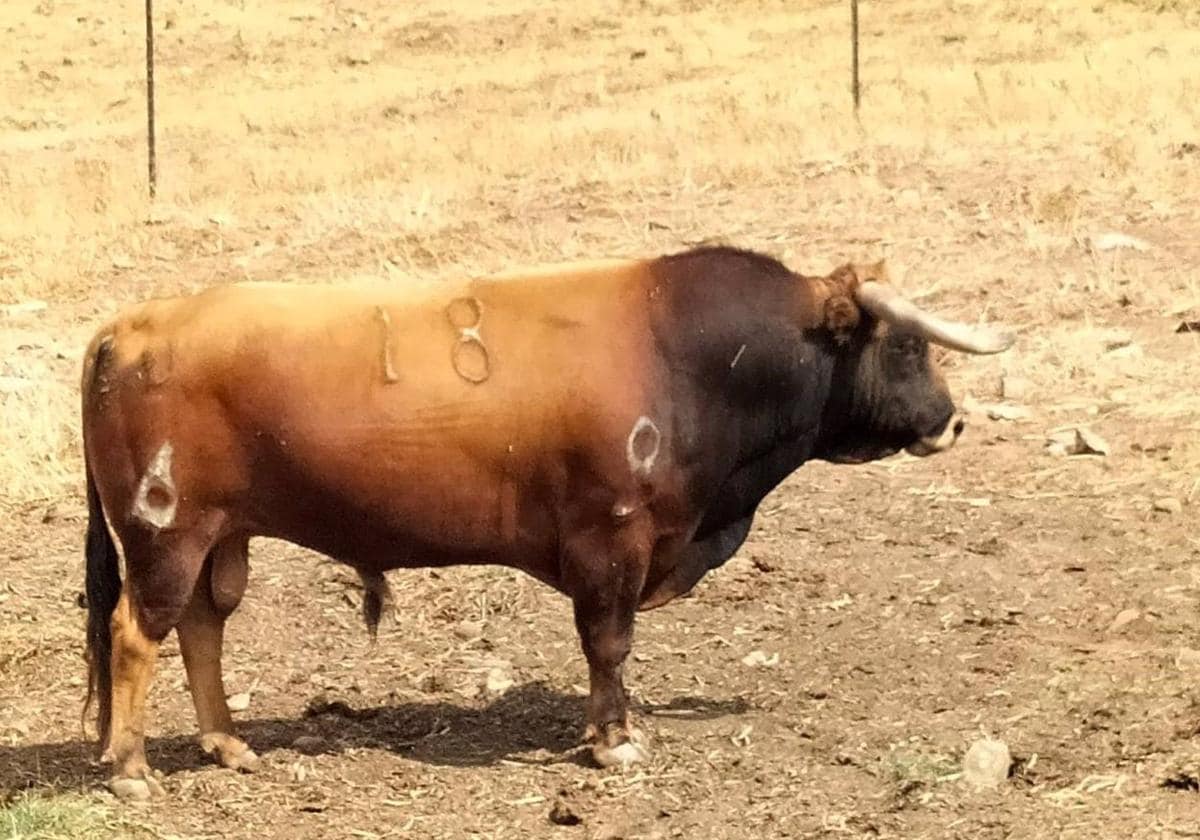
79 246 1014 799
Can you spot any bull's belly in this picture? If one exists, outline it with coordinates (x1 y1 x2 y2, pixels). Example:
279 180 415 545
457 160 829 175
236 448 566 589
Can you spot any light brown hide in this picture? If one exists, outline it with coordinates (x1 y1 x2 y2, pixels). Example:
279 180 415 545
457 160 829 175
87 258 671 598
82 260 690 795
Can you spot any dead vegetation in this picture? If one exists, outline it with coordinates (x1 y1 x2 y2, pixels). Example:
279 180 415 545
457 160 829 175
0 793 131 840
2 0 1200 837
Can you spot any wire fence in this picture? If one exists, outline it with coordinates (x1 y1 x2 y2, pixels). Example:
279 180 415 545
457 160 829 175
140 1 866 199
144 0 156 198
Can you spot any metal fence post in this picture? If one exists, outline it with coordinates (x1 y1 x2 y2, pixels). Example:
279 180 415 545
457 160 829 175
851 0 861 112
145 0 157 198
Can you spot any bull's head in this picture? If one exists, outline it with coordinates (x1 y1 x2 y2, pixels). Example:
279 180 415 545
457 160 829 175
816 260 1014 464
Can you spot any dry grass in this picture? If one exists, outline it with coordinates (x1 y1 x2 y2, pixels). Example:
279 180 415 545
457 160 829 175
0 793 133 840
1 0 1199 502
0 325 80 507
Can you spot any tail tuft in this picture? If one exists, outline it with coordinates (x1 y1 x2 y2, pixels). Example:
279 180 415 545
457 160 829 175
358 571 390 642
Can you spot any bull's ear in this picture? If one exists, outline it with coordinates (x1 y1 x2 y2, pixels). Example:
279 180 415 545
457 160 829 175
850 259 889 286
823 294 861 343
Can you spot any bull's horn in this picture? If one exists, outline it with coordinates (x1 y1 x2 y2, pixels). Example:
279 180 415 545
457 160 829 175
854 281 1015 355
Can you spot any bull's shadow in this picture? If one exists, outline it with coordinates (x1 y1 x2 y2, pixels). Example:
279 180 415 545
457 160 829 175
0 681 750 792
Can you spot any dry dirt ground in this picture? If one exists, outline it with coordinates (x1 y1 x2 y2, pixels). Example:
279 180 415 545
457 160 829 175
4 0 1200 838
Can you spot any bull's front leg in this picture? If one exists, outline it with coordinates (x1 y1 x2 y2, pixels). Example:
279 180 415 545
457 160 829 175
564 527 652 768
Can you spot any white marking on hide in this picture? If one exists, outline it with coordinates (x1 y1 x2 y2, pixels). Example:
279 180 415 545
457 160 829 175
730 344 746 369
132 441 177 530
447 297 490 384
376 306 399 384
612 502 635 518
446 296 483 330
626 416 661 478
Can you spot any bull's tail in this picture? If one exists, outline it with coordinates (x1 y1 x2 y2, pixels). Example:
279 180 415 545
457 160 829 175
359 570 390 642
81 337 121 751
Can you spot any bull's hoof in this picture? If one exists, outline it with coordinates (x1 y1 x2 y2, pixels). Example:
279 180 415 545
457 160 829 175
200 733 261 773
591 727 650 769
224 747 261 773
108 772 165 801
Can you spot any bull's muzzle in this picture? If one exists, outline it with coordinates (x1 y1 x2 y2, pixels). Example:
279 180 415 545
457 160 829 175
905 412 967 457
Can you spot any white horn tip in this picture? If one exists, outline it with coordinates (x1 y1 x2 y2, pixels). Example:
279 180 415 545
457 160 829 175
974 328 1017 354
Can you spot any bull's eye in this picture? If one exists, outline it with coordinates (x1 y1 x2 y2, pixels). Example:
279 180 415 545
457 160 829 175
888 333 925 362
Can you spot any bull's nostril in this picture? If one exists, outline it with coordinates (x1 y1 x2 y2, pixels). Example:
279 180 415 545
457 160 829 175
953 418 966 436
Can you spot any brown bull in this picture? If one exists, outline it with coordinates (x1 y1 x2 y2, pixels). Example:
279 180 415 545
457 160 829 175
80 246 1014 799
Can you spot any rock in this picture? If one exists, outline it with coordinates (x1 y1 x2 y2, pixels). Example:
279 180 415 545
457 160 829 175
588 824 628 840
1110 608 1140 631
1000 375 1031 401
453 619 484 640
1075 427 1110 454
1089 232 1151 252
485 665 514 695
962 738 1011 789
1175 648 1200 671
741 650 779 668
226 691 251 712
731 724 753 747
548 799 583 826
1108 343 1142 360
985 403 1030 422
1100 330 1134 352
964 395 1029 422
291 735 328 755
1153 498 1183 514
1047 427 1109 457
0 376 33 394
150 242 180 262
0 300 48 318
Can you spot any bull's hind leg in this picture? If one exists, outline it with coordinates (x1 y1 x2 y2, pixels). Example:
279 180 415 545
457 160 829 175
103 588 167 800
564 526 653 769
104 527 219 800
176 536 260 773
